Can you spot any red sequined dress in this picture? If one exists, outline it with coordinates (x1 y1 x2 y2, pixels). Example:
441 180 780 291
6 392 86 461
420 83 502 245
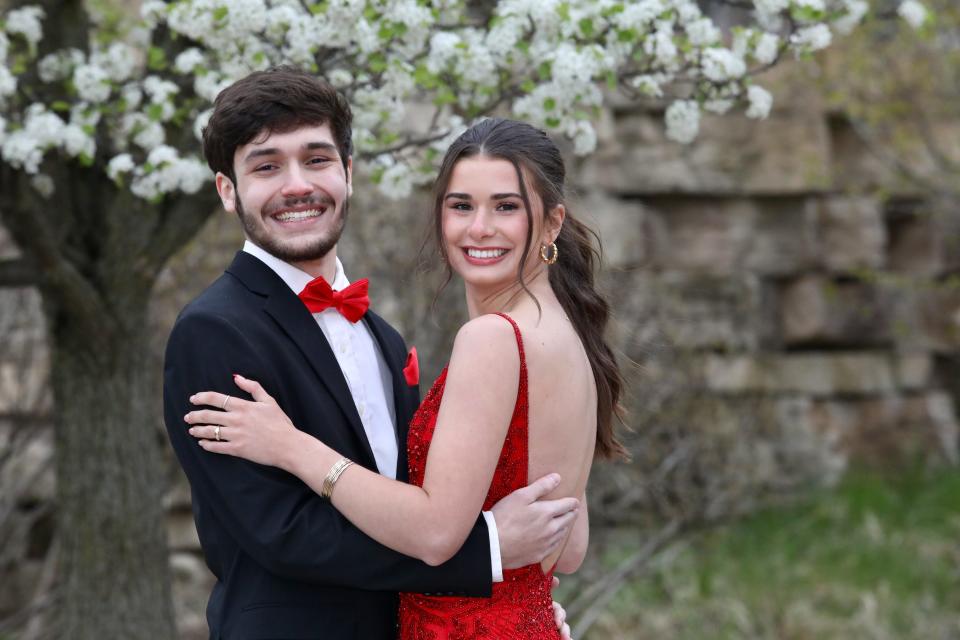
398 313 559 640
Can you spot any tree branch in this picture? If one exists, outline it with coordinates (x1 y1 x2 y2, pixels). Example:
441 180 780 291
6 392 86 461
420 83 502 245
0 258 35 286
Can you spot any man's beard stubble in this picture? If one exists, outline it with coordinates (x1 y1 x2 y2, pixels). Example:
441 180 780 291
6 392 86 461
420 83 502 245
236 193 349 263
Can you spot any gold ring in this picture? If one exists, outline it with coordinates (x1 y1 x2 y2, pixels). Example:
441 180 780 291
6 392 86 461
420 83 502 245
221 395 231 411
214 425 222 442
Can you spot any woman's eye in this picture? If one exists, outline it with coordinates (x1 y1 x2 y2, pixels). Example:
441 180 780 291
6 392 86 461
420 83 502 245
450 202 471 211
497 202 519 212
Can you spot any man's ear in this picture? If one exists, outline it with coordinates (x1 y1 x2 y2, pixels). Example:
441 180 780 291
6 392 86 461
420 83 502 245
346 156 353 197
215 172 237 213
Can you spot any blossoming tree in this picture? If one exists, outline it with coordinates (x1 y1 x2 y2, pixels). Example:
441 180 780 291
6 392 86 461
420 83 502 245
0 0 930 637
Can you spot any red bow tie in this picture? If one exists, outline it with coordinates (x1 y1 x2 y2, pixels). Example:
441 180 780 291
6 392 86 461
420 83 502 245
298 277 370 323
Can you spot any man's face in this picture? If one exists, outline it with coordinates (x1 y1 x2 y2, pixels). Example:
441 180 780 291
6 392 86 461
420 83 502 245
215 123 352 263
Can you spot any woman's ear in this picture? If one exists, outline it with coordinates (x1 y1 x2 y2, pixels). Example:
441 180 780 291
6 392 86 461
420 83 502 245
545 203 566 243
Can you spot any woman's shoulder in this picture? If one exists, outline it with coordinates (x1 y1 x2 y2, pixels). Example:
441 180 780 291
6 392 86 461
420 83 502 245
449 314 521 366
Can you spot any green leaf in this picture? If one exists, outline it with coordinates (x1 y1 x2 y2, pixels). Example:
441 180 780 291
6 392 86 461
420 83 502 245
147 47 167 71
414 65 438 89
78 153 94 168
82 124 96 136
309 1 329 15
51 101 72 113
538 61 552 81
213 6 229 21
579 17 594 38
147 103 165 121
520 79 536 93
605 70 617 90
434 85 456 107
545 116 561 128
368 53 387 73
557 2 570 21
370 166 385 184
543 97 556 111
617 28 636 43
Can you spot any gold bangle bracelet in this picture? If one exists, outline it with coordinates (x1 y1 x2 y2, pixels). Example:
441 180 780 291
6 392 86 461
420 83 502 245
321 457 354 500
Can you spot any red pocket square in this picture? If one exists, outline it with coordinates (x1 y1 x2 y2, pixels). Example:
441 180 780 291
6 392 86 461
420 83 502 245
403 346 419 386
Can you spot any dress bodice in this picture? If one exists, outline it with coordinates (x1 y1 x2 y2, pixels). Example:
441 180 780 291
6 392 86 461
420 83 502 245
398 313 558 640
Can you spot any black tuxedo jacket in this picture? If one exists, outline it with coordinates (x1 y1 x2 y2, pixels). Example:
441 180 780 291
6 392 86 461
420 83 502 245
164 252 492 639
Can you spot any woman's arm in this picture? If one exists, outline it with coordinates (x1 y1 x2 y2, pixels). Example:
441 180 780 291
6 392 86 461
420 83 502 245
554 492 588 574
187 315 528 565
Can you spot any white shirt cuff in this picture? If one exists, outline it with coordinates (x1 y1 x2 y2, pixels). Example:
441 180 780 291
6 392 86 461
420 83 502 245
481 511 504 583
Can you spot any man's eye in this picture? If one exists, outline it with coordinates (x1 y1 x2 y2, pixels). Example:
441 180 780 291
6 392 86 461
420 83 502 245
308 157 332 165
254 163 277 172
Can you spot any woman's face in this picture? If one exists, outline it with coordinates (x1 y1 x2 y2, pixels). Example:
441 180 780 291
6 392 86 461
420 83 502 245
441 155 546 291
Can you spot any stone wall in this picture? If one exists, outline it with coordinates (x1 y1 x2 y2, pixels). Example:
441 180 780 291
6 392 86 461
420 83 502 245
2 76 958 637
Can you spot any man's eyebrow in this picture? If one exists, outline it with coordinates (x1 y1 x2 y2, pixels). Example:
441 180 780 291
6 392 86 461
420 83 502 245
304 142 338 153
242 147 280 163
242 142 339 163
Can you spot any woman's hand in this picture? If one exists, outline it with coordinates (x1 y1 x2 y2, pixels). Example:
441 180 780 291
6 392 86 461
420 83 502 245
184 374 304 470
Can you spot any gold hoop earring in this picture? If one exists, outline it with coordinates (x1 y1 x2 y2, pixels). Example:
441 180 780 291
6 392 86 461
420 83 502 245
539 242 558 265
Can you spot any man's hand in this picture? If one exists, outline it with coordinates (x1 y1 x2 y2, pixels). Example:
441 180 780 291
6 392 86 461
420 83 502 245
552 576 572 640
491 473 579 570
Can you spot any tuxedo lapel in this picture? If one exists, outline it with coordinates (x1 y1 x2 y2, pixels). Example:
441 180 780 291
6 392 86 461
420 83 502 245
363 311 414 479
226 252 378 470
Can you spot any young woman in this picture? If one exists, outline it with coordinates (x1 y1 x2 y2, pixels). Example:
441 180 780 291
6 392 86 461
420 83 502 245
185 118 626 638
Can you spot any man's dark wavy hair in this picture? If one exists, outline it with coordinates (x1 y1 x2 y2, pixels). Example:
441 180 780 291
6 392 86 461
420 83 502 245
202 66 353 184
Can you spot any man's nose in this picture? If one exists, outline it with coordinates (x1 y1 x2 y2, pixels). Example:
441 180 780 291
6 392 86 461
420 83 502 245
281 164 313 197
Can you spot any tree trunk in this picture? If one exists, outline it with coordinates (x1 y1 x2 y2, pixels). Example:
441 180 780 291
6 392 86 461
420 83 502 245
49 297 177 639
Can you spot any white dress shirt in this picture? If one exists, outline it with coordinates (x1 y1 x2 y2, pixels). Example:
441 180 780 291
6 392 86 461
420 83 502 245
242 241 502 580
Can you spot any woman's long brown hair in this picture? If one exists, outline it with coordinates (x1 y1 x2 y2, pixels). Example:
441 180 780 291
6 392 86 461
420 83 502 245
429 118 627 459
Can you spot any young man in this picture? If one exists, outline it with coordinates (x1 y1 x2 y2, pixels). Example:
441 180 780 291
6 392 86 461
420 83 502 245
163 67 576 639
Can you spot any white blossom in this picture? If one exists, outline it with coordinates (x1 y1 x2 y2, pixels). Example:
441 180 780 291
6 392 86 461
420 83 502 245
378 161 413 199
687 18 721 46
746 85 773 119
665 99 700 144
143 76 179 104
133 119 165 149
702 48 747 82
754 32 780 64
833 0 869 34
4 6 45 49
91 43 139 83
107 153 135 181
645 27 679 68
794 0 826 13
704 99 735 114
790 24 832 53
753 0 789 16
0 115 6 146
0 32 9 63
0 66 16 103
62 124 95 159
140 1 168 27
121 84 143 111
569 120 597 155
29 173 54 198
73 64 112 103
898 0 928 29
38 48 85 83
194 108 212 142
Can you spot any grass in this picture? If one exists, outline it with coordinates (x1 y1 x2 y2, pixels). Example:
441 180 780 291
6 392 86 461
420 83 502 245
575 468 960 639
